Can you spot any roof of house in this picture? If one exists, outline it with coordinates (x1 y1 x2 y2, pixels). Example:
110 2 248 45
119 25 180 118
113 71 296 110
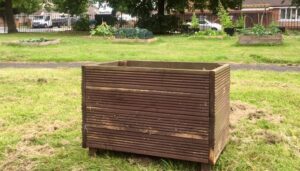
243 0 292 8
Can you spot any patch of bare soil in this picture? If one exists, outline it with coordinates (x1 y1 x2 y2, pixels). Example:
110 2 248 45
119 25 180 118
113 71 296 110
230 101 284 129
0 120 70 171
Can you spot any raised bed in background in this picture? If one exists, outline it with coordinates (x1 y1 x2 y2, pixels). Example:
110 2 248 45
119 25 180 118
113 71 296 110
82 61 231 170
239 34 283 45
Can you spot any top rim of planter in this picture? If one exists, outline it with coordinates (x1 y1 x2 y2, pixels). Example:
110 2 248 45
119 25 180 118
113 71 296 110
82 60 229 74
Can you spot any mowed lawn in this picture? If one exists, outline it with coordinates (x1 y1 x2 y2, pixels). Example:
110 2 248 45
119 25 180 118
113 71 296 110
0 33 300 64
0 69 299 171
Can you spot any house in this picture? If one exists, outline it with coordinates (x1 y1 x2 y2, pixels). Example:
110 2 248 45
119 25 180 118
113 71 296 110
179 0 299 29
241 0 299 29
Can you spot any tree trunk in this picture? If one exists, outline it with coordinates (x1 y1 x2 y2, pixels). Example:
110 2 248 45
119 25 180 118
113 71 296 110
157 0 165 16
5 0 17 33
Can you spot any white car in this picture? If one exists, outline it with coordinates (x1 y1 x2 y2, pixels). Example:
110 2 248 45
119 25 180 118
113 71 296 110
187 19 222 31
32 15 53 28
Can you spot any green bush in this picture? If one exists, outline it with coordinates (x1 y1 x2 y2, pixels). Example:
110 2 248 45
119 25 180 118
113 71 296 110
194 29 225 37
72 16 90 31
269 22 281 35
191 13 199 29
235 15 245 28
90 23 115 37
217 0 233 28
20 38 50 43
115 28 154 39
137 15 180 34
252 24 267 36
239 24 282 36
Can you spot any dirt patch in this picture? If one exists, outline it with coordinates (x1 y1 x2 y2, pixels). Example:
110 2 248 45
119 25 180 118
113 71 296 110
230 101 258 128
256 130 285 144
230 101 284 129
37 78 48 84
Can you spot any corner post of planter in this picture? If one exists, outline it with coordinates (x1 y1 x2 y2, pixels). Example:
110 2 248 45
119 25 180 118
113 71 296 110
82 66 87 148
208 70 216 167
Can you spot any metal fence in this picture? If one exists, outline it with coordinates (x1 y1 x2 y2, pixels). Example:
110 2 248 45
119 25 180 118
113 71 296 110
0 13 79 33
1 10 300 34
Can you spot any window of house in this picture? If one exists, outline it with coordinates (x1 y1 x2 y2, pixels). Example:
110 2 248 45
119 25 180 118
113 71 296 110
280 8 300 20
287 8 291 19
281 9 286 19
291 9 296 19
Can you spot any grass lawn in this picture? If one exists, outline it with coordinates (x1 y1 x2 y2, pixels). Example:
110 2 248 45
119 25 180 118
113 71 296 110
0 69 299 171
0 33 300 64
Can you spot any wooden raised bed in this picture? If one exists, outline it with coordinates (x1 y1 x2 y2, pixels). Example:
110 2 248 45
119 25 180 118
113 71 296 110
2 39 60 46
82 61 230 170
239 34 283 45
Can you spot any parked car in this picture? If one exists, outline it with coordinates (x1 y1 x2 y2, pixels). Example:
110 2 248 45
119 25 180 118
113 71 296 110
186 19 222 31
32 15 72 28
32 15 52 28
52 15 68 28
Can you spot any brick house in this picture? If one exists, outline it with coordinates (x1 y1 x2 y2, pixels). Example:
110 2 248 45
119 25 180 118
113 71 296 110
241 0 299 29
179 0 299 29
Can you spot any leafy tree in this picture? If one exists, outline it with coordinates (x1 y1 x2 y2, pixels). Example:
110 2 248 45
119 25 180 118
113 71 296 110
191 13 199 29
217 0 233 28
288 0 300 6
52 0 88 15
99 0 242 19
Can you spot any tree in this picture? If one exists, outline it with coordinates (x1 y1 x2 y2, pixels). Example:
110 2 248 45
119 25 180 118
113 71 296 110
217 0 233 28
52 0 88 15
100 0 242 19
291 0 300 5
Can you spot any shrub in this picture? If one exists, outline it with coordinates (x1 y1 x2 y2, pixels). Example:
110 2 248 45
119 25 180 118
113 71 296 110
72 16 90 31
235 15 245 28
217 0 233 28
90 23 115 37
115 28 154 39
191 13 199 29
239 24 282 36
137 15 180 34
194 29 225 37
20 38 50 43
252 24 267 36
269 22 281 35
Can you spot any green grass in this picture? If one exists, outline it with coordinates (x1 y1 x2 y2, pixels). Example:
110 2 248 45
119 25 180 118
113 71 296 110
0 69 299 171
0 32 300 64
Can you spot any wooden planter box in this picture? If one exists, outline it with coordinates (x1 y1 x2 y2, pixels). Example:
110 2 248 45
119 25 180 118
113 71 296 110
239 34 283 45
82 61 230 169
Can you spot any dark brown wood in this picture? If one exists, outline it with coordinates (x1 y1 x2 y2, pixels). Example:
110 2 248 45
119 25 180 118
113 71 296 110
82 66 87 148
82 61 230 165
4 0 17 33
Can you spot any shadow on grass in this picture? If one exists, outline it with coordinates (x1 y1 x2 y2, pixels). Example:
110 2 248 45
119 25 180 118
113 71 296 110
94 150 201 171
249 54 300 64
